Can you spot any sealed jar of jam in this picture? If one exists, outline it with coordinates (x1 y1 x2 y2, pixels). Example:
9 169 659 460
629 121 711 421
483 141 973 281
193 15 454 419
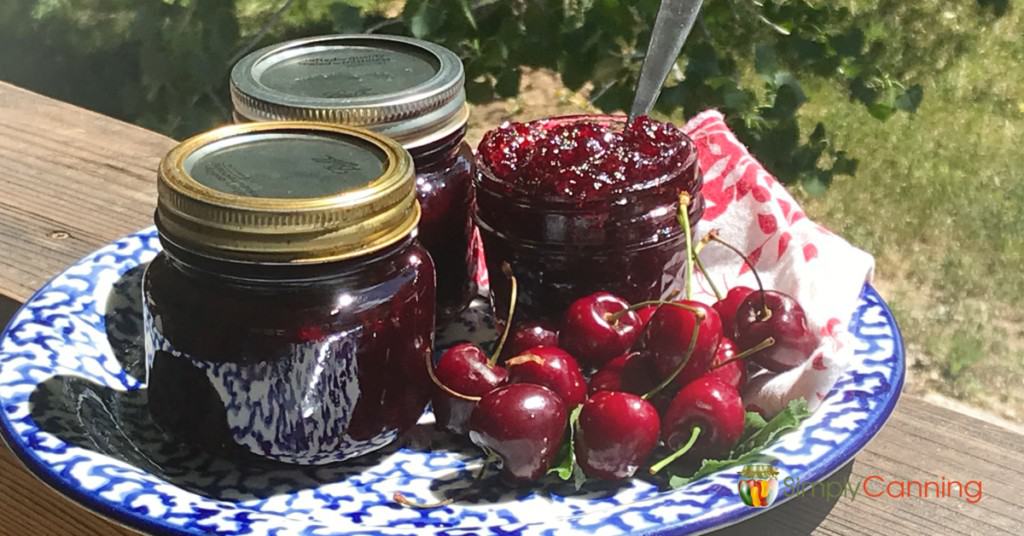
230 34 474 318
143 122 435 465
474 115 704 323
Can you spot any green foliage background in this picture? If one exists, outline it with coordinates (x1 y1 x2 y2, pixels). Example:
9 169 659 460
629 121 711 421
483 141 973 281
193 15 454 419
3 0 1002 192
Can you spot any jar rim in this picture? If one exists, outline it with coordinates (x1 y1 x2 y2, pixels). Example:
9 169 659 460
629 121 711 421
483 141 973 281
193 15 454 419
152 232 419 284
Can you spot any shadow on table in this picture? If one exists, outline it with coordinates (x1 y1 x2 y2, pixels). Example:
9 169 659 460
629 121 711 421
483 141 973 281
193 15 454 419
709 461 852 535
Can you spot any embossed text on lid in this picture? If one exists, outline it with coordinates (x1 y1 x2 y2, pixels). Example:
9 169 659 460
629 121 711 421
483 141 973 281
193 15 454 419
184 132 387 199
255 42 440 100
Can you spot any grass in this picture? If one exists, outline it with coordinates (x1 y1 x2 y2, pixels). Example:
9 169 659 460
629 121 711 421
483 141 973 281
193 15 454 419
796 4 1024 420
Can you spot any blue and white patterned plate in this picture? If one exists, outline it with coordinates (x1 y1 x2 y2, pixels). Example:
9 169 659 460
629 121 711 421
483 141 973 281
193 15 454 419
0 228 903 535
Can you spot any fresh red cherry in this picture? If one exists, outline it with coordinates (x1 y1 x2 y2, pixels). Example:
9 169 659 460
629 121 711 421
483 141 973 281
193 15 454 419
501 321 560 359
714 286 755 338
703 337 747 390
431 264 521 434
734 290 817 372
506 346 587 409
588 351 657 395
588 356 625 394
636 305 659 328
575 391 660 480
560 292 642 368
660 377 745 462
702 236 815 373
641 300 723 388
431 343 508 434
468 384 567 483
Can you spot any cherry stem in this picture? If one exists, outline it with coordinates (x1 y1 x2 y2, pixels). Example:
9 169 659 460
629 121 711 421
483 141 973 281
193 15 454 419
678 192 694 301
505 353 544 366
392 492 454 510
649 426 702 475
710 337 775 371
488 262 517 367
642 320 701 400
394 456 493 509
606 294 692 324
692 251 723 301
709 233 769 319
694 232 715 255
425 350 481 402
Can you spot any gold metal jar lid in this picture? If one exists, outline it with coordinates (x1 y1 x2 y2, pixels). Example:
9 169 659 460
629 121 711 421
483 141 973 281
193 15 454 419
230 34 467 149
156 121 418 265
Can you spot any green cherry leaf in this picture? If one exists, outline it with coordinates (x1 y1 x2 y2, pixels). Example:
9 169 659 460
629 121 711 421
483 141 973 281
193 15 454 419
666 399 810 488
548 405 584 482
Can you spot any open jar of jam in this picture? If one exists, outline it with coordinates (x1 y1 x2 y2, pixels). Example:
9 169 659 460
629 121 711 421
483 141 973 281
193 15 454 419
143 122 435 465
474 115 704 323
230 34 474 319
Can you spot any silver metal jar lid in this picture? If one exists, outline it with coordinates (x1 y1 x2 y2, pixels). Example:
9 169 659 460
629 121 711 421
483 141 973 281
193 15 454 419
231 34 467 148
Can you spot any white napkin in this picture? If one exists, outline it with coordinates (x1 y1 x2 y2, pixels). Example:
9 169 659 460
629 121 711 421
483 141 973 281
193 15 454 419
683 110 875 418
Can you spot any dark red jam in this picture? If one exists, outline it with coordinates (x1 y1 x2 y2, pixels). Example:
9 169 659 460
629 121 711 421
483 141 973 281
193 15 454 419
145 122 433 465
144 237 435 465
408 127 476 319
478 115 697 202
475 115 704 323
230 35 478 319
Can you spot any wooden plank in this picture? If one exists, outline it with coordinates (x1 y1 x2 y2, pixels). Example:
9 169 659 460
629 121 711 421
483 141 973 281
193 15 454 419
0 81 174 302
0 443 136 536
0 82 163 535
0 83 1022 535
717 397 1024 535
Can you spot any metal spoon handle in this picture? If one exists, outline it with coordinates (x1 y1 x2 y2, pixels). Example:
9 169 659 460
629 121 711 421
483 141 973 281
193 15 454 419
629 0 704 121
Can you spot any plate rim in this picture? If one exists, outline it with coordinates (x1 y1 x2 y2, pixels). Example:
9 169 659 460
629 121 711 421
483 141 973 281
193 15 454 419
0 235 189 536
0 229 905 536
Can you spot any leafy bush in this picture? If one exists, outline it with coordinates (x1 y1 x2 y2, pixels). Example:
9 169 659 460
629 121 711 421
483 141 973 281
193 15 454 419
0 0 1003 191
394 0 928 193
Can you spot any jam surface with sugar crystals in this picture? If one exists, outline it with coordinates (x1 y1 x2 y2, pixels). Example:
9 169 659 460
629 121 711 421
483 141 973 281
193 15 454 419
478 116 693 201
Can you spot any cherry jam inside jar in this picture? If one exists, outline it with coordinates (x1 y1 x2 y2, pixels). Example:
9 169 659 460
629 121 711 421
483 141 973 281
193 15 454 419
406 125 475 319
475 115 704 323
144 122 435 465
231 34 476 318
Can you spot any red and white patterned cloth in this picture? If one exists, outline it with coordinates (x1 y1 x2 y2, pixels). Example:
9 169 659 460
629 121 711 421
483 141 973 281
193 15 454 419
683 110 875 418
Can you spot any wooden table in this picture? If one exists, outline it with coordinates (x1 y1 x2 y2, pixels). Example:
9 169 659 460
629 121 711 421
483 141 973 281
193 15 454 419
0 82 1021 535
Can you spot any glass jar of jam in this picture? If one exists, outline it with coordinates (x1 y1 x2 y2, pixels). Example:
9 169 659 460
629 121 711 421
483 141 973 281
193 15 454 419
474 115 704 323
143 122 435 465
230 34 474 319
